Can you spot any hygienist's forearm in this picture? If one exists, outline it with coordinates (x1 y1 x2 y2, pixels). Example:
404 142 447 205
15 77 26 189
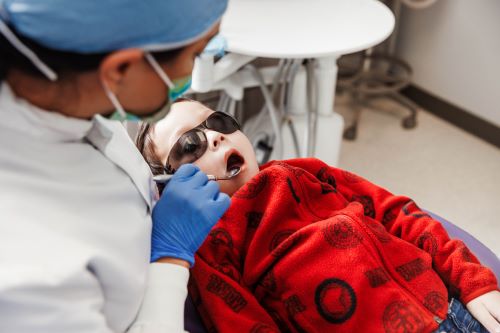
127 263 189 333
157 257 190 268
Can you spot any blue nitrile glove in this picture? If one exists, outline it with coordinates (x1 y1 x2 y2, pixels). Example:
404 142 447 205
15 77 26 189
151 164 231 266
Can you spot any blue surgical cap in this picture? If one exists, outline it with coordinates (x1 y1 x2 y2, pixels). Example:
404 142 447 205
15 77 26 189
0 0 227 53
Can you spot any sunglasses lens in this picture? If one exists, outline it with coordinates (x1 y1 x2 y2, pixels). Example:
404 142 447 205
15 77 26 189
168 130 207 172
205 112 240 134
165 112 240 173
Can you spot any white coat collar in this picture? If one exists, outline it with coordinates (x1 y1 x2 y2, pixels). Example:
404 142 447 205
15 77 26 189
86 115 156 212
0 82 154 211
0 82 93 141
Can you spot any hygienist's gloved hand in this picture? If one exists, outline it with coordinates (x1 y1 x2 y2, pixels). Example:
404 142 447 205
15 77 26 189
151 164 231 266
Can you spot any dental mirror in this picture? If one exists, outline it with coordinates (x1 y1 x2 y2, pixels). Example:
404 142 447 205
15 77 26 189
153 166 241 184
213 166 241 181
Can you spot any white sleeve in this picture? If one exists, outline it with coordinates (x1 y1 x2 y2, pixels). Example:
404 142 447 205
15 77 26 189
0 262 114 333
127 263 190 333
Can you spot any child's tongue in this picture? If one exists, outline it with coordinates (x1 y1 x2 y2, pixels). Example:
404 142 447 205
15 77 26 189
226 152 244 174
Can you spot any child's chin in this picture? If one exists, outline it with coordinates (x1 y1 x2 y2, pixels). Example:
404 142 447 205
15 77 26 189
223 178 250 197
221 182 238 197
221 171 258 197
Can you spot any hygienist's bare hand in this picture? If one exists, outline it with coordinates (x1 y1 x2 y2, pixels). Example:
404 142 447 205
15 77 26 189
466 290 500 332
150 164 231 267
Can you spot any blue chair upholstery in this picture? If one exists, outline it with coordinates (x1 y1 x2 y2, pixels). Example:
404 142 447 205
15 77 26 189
185 295 207 333
184 212 500 332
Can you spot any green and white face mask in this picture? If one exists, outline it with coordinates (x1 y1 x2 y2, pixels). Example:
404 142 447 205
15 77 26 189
104 52 192 124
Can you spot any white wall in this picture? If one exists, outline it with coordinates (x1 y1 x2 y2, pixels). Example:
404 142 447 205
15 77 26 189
396 0 500 127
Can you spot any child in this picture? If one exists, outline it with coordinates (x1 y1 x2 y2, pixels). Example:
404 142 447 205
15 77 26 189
136 99 500 333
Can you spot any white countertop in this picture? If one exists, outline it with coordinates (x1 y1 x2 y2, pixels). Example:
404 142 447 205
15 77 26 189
221 0 395 59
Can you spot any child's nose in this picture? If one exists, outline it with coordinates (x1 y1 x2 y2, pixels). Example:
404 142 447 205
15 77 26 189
206 130 225 150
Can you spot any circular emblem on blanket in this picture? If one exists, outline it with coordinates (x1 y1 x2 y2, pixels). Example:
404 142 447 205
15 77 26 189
383 301 425 333
322 217 363 249
209 228 233 249
315 278 357 324
423 291 447 313
250 323 278 333
417 232 438 256
342 170 364 183
233 174 268 199
352 195 376 218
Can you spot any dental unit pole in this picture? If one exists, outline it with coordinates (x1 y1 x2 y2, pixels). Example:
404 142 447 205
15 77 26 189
243 59 287 136
283 59 304 158
245 64 284 160
305 59 318 157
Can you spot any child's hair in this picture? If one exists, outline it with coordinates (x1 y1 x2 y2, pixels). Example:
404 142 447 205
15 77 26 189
136 122 164 177
135 97 196 193
137 122 170 194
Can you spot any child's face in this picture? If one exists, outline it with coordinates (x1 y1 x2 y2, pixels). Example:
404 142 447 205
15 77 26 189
152 101 260 196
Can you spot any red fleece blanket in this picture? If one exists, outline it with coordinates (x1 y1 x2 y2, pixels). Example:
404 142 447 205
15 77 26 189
189 158 498 333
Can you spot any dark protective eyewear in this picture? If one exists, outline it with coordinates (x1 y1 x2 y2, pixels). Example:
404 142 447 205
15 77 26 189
165 111 241 174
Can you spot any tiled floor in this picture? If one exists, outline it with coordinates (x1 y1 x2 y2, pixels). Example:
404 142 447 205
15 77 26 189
336 96 500 256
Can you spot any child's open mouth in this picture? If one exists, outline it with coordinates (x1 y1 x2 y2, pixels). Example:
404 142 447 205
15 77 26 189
226 151 245 175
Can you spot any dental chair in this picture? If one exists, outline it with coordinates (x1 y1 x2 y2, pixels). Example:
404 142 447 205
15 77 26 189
184 212 500 333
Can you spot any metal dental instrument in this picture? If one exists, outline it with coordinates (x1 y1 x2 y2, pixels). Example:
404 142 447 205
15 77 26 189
153 167 241 185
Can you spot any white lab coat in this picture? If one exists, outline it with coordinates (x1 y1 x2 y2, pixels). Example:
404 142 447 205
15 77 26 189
0 83 188 333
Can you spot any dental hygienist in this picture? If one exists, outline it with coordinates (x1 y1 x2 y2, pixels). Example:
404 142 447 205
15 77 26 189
0 1 230 332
